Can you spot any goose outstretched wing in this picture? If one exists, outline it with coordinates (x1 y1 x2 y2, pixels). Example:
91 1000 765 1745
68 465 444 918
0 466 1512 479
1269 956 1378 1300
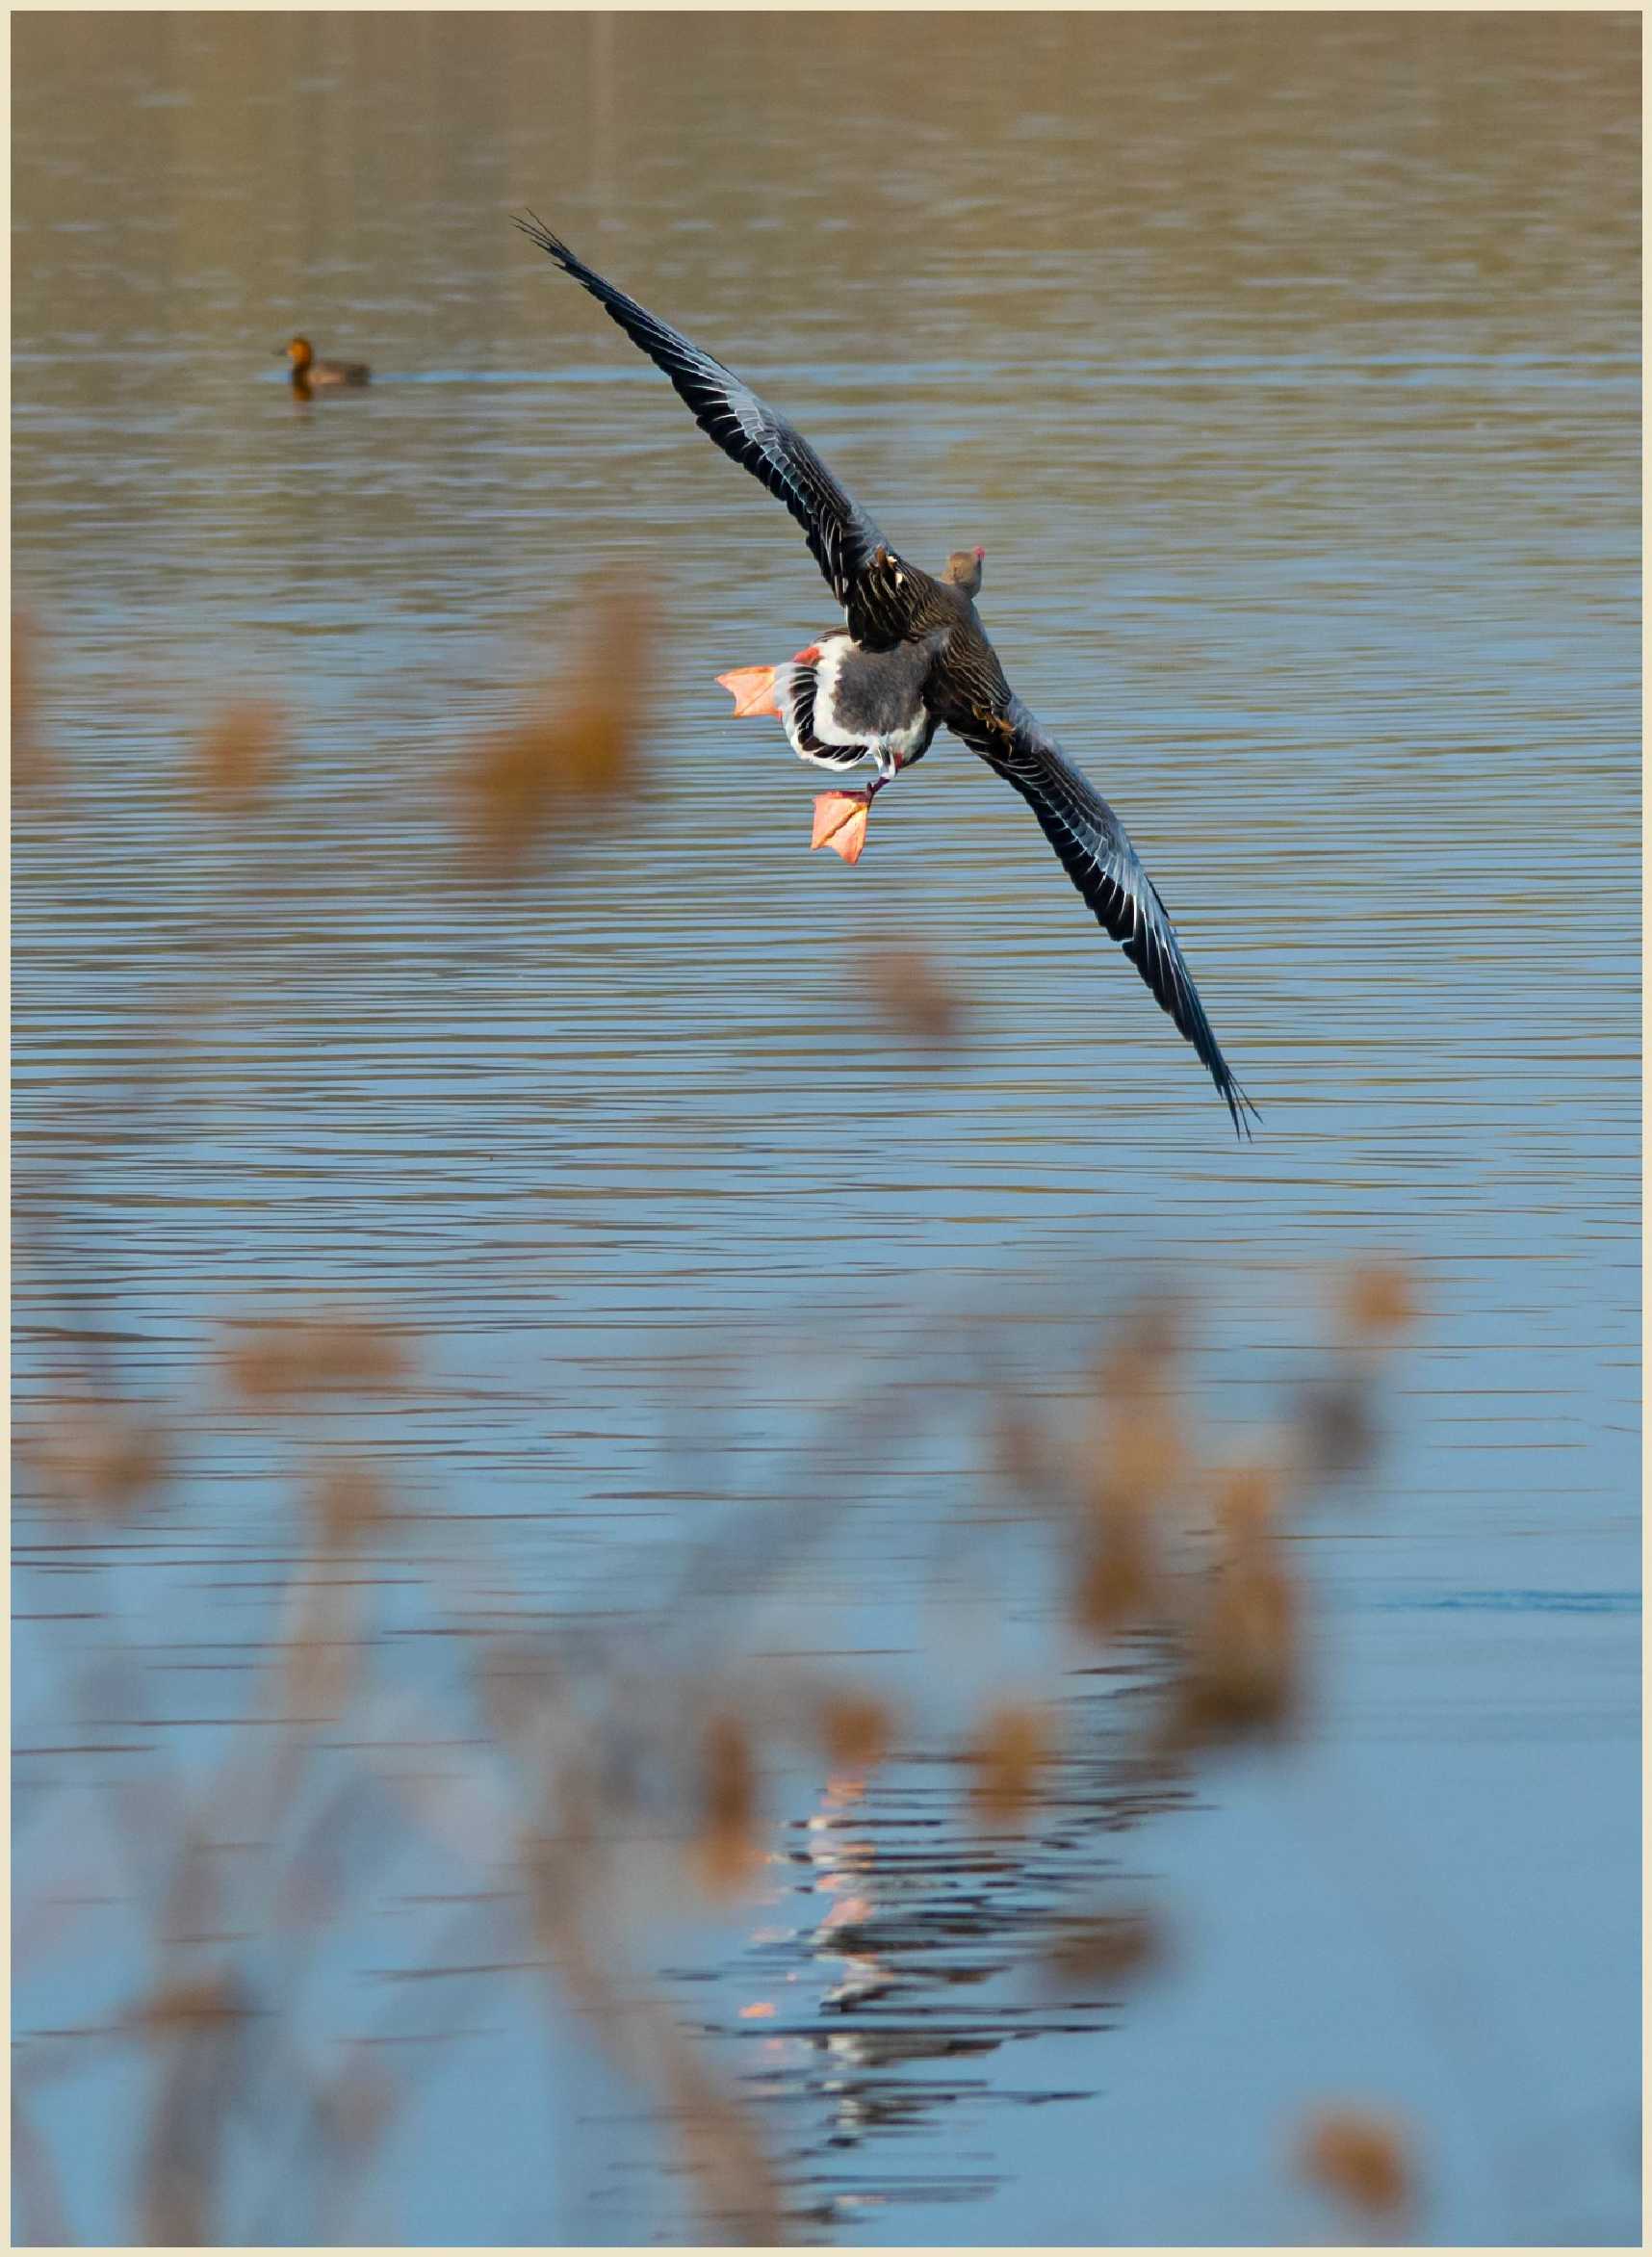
953 696 1259 1134
515 213 891 628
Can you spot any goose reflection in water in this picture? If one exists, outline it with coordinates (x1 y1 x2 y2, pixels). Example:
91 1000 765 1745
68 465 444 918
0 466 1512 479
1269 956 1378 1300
733 1736 1189 2211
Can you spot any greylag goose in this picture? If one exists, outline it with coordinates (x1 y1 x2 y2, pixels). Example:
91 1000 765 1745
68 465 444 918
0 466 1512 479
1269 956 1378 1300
514 214 1257 1134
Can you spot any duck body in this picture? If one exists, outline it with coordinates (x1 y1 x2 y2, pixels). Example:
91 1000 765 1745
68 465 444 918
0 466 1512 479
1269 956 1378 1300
279 335 372 391
303 359 372 389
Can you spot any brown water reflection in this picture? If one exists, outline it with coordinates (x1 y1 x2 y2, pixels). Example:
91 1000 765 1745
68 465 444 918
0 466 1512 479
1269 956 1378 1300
13 10 1639 2247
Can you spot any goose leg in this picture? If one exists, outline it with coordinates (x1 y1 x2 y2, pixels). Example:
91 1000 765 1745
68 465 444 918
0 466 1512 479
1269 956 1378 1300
812 750 902 866
715 665 785 720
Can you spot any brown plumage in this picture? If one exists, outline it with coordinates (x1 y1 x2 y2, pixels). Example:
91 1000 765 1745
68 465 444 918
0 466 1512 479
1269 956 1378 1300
514 214 1258 1134
277 336 372 392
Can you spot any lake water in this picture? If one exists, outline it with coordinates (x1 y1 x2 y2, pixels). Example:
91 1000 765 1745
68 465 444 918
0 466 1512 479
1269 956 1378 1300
12 13 1639 2246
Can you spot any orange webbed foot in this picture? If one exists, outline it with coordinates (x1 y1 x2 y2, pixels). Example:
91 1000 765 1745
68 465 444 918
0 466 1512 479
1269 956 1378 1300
811 789 873 866
716 665 785 720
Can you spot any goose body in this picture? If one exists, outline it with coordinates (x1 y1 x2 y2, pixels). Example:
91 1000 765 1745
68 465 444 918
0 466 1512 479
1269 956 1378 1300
723 631 942 781
515 215 1258 1135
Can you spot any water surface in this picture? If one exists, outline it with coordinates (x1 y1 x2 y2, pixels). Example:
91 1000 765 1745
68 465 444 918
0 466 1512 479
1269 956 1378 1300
13 13 1639 2245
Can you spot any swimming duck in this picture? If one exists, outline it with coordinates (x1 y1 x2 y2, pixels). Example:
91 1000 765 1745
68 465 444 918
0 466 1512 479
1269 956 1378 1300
277 336 372 394
514 214 1257 1133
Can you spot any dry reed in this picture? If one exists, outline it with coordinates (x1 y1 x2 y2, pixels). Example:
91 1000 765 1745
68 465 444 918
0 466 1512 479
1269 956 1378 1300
456 587 653 875
1297 2103 1417 2229
13 605 1445 2244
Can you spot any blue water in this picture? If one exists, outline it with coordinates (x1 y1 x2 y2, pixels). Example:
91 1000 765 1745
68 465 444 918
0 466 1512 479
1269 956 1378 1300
13 11 1639 2244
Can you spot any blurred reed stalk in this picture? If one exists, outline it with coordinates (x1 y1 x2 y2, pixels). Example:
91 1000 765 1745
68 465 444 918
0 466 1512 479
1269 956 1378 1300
13 598 1425 2243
